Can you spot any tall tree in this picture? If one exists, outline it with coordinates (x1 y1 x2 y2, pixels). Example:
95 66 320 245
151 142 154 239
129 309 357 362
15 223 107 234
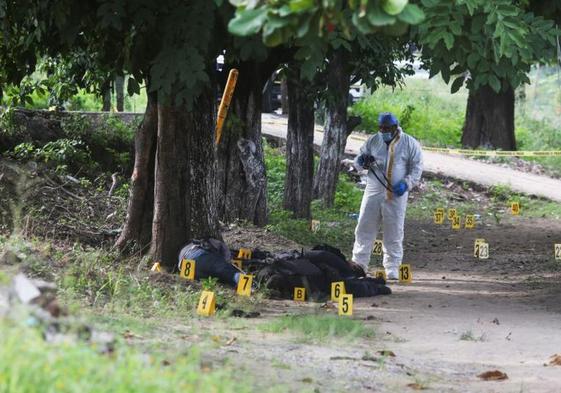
215 47 286 226
230 0 423 210
0 0 225 269
282 65 317 219
312 35 414 207
417 0 557 149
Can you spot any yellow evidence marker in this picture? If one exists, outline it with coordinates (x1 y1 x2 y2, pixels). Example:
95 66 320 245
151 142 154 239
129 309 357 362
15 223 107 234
452 215 461 230
372 239 383 256
331 281 345 301
464 214 475 229
310 219 320 233
448 208 457 220
555 244 561 260
237 248 252 260
338 294 353 316
196 291 216 316
294 287 306 302
236 274 253 297
473 239 485 258
474 240 490 259
179 259 196 280
150 262 161 272
399 264 412 283
434 209 444 224
375 270 387 281
511 201 520 215
232 259 243 270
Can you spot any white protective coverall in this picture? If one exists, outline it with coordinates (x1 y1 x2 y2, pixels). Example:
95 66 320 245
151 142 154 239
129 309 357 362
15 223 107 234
351 127 423 274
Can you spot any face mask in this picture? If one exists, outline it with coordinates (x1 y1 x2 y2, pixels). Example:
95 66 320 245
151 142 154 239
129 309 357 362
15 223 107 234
381 131 394 142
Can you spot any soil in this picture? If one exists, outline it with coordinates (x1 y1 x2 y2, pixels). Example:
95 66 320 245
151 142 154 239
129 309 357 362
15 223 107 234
195 215 561 392
3 158 561 392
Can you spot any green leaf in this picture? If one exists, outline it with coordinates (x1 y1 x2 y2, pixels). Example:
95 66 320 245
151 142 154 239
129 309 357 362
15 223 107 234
289 0 315 13
262 27 284 47
397 4 425 24
467 52 479 69
443 32 454 50
381 0 409 16
228 7 268 36
366 3 397 26
450 75 464 93
488 74 501 92
441 65 450 83
470 14 486 34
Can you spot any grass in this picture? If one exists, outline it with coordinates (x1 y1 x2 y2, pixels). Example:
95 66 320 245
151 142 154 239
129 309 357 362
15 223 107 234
407 178 561 222
0 235 259 324
265 143 363 257
351 71 561 176
264 144 561 267
259 314 375 343
0 319 248 393
351 77 466 147
459 330 486 342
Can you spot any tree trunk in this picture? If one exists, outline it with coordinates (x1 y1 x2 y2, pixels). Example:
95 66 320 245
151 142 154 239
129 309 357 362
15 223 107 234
461 85 516 150
313 50 350 207
283 71 315 219
216 61 272 226
280 77 289 115
102 80 112 112
151 86 219 270
115 91 158 253
115 76 125 112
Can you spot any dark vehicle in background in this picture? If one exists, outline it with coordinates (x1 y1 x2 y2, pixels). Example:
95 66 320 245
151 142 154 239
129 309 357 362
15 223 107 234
262 76 282 113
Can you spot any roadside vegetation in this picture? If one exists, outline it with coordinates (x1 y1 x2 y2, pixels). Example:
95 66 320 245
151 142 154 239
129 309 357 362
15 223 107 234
265 143 561 260
351 69 561 176
0 318 247 393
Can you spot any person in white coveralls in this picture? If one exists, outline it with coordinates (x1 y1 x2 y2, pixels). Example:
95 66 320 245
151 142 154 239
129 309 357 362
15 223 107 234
351 112 423 279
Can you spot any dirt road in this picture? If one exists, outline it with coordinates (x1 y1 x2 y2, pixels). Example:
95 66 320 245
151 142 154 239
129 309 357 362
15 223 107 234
198 216 561 392
261 114 561 202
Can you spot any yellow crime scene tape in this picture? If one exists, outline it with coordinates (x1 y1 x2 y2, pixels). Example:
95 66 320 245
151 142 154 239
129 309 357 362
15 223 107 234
263 120 559 158
421 146 561 157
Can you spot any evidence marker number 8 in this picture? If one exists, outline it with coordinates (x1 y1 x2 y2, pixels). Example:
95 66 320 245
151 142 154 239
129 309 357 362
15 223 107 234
180 259 196 280
294 287 306 302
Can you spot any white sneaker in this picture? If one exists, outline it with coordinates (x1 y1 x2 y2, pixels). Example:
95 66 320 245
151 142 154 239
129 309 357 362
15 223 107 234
386 270 399 280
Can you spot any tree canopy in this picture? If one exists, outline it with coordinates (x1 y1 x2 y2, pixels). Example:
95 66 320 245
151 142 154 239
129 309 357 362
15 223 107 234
416 0 558 94
228 0 424 78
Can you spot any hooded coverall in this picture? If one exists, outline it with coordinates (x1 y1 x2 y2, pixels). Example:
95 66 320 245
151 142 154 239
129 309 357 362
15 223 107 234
351 127 423 274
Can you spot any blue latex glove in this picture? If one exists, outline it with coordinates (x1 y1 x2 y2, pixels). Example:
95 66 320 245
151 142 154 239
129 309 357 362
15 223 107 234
392 180 408 196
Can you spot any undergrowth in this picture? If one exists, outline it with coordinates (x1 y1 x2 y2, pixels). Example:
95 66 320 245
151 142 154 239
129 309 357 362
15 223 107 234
0 319 247 393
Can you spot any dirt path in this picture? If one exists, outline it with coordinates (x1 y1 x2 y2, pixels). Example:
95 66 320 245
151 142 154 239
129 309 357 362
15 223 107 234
261 113 561 202
191 216 561 392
